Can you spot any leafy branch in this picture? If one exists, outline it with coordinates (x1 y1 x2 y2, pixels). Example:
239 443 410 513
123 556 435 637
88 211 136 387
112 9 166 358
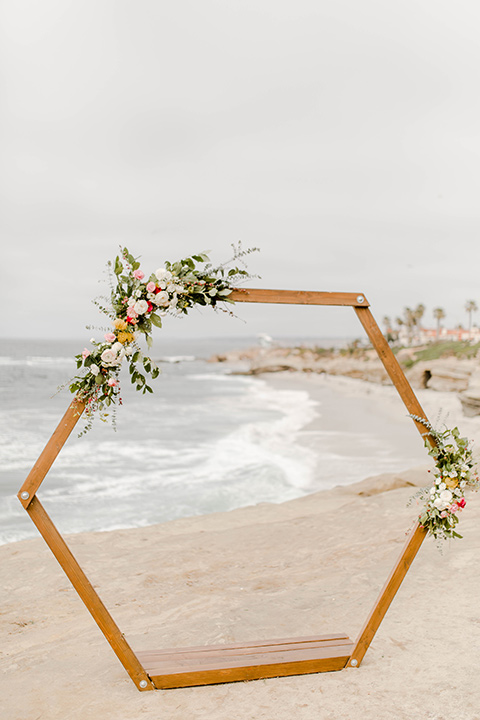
408 415 478 540
68 246 259 434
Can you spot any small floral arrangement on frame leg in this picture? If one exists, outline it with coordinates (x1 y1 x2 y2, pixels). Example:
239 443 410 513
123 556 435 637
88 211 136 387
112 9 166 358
68 244 258 434
409 415 479 541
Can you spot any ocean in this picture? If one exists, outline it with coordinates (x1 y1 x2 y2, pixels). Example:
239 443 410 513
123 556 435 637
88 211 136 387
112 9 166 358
0 336 427 546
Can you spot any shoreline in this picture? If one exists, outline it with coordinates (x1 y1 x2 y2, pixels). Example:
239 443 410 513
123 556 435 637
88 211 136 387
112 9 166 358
3 371 480 718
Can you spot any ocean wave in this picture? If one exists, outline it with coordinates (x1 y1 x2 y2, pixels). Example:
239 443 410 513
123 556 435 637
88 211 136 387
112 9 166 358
156 355 196 363
0 360 323 543
0 356 75 367
186 372 255 383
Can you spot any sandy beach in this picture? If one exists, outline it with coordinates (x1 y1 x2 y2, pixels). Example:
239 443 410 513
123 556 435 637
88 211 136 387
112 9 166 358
2 373 480 720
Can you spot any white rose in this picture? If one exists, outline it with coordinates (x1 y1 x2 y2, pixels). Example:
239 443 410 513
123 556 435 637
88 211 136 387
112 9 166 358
112 342 125 363
154 290 169 307
101 348 117 365
166 283 177 293
433 497 449 511
439 489 453 504
101 342 125 367
155 267 172 282
134 299 149 315
90 364 100 375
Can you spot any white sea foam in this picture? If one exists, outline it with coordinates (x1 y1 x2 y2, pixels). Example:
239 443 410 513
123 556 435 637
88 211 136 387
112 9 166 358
157 355 196 363
184 378 320 491
0 355 75 367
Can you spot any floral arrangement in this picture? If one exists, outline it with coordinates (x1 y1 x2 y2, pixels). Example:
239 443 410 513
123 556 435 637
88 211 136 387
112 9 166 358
68 245 257 433
409 415 479 540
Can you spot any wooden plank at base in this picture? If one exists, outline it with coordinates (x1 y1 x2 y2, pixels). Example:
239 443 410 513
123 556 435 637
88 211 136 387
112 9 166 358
138 632 350 662
137 635 353 689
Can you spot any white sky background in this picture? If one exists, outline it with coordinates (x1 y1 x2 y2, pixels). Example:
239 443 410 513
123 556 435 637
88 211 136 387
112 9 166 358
1 0 480 342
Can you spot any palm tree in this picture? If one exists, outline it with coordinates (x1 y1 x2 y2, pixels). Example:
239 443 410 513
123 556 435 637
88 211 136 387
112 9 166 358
465 300 478 338
382 315 397 343
433 307 446 339
414 303 426 326
400 304 425 344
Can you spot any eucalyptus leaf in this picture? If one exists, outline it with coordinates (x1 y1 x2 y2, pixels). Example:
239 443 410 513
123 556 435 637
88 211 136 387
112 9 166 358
150 313 163 328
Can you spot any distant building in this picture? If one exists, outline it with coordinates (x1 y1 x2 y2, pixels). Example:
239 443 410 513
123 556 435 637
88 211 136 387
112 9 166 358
383 322 480 347
417 326 480 344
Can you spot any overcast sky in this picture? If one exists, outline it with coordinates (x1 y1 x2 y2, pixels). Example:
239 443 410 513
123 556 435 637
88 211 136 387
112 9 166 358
2 0 480 343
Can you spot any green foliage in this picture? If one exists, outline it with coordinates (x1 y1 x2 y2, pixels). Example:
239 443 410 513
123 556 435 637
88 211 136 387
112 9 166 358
408 415 479 541
68 244 259 435
409 341 480 363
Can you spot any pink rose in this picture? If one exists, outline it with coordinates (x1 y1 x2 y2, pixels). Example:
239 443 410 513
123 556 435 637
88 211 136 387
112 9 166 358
146 281 156 293
107 378 117 387
449 503 459 513
133 269 144 280
82 348 90 359
104 332 116 342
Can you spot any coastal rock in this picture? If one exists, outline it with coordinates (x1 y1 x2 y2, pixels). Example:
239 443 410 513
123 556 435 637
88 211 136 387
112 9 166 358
350 466 431 496
211 346 392 384
211 346 476 392
406 360 473 392
459 367 480 417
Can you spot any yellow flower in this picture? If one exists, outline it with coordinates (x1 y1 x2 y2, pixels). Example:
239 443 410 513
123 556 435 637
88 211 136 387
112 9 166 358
445 476 459 489
113 318 128 331
117 331 135 344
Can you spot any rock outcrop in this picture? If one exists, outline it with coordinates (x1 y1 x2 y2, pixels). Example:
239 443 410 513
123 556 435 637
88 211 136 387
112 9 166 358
405 360 473 392
210 345 478 399
459 368 480 417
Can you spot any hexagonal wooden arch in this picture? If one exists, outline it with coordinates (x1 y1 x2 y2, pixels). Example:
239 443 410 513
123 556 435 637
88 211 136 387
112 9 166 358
18 289 435 692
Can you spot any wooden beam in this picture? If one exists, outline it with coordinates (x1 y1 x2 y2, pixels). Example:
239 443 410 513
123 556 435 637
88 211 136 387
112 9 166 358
354 306 435 447
348 523 427 667
18 398 86 508
229 288 370 307
345 306 434 666
25 497 154 691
